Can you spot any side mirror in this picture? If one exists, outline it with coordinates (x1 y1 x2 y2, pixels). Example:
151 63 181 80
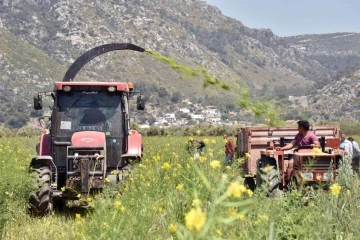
136 95 145 110
34 94 43 110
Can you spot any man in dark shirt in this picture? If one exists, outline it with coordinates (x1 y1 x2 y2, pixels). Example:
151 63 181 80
276 120 320 181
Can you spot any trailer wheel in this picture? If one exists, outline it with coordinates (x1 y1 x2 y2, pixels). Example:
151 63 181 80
244 177 256 192
29 165 53 216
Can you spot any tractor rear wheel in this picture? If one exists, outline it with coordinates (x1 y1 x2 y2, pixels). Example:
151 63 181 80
29 165 53 216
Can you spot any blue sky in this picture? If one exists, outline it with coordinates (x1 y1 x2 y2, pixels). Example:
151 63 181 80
205 0 360 36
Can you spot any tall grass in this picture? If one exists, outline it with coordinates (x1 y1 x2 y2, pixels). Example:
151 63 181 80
1 136 360 239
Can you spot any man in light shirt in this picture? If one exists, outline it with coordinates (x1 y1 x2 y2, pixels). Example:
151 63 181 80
340 133 353 159
348 137 360 175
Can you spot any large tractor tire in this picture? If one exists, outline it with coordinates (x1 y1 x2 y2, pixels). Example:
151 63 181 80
262 168 283 197
29 165 53 216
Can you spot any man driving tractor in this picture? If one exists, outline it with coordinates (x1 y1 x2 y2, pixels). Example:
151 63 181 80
276 120 321 181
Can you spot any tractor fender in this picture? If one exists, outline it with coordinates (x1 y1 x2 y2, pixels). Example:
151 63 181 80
122 130 142 159
37 133 52 157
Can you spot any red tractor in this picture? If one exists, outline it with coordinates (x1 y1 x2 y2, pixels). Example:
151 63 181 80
236 126 342 196
30 43 145 215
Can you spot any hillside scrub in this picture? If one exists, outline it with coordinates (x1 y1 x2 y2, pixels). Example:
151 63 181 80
137 124 240 137
2 136 360 239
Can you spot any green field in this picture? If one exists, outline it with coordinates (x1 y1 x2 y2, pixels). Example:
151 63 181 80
1 136 360 240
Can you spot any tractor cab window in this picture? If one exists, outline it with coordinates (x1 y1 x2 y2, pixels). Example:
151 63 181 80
56 91 124 137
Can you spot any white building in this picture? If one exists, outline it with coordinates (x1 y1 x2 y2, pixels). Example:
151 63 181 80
205 105 219 116
164 113 176 123
190 114 204 120
179 108 190 114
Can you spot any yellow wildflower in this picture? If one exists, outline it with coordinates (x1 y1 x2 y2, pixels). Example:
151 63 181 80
254 219 261 225
75 214 81 219
226 166 231 170
330 183 341 196
227 182 247 198
120 206 126 212
229 208 237 217
87 197 92 202
216 229 222 236
101 222 109 229
211 139 216 144
313 147 322 155
246 189 253 197
77 193 81 198
176 183 184 190
176 163 182 169
196 130 201 135
210 160 221 169
260 214 269 221
168 224 176 233
161 162 171 170
114 201 122 209
239 214 246 221
262 165 274 173
192 199 202 207
245 152 251 158
199 156 206 163
105 177 110 183
61 187 65 192
185 208 206 232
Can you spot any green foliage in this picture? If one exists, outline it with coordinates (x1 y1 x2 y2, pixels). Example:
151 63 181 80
2 136 360 239
138 124 239 137
339 119 360 136
145 50 230 90
0 138 35 237
0 127 14 138
16 126 41 138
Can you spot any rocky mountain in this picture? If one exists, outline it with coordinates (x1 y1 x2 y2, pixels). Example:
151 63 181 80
308 70 360 121
285 33 360 76
0 0 359 128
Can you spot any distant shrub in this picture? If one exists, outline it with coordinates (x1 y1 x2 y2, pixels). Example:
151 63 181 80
141 124 241 137
16 126 41 138
0 127 14 138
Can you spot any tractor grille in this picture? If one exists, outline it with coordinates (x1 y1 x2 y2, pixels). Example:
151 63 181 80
301 156 334 171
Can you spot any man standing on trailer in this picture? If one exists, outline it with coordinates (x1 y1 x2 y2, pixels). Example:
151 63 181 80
276 120 321 181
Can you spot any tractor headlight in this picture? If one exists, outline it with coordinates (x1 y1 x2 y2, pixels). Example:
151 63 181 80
63 86 71 92
108 86 116 92
301 172 313 181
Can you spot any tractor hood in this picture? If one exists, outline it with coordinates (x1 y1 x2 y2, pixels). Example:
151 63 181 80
71 131 106 147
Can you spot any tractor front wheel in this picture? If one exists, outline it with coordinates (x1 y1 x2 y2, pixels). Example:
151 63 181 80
263 168 282 197
29 165 53 216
